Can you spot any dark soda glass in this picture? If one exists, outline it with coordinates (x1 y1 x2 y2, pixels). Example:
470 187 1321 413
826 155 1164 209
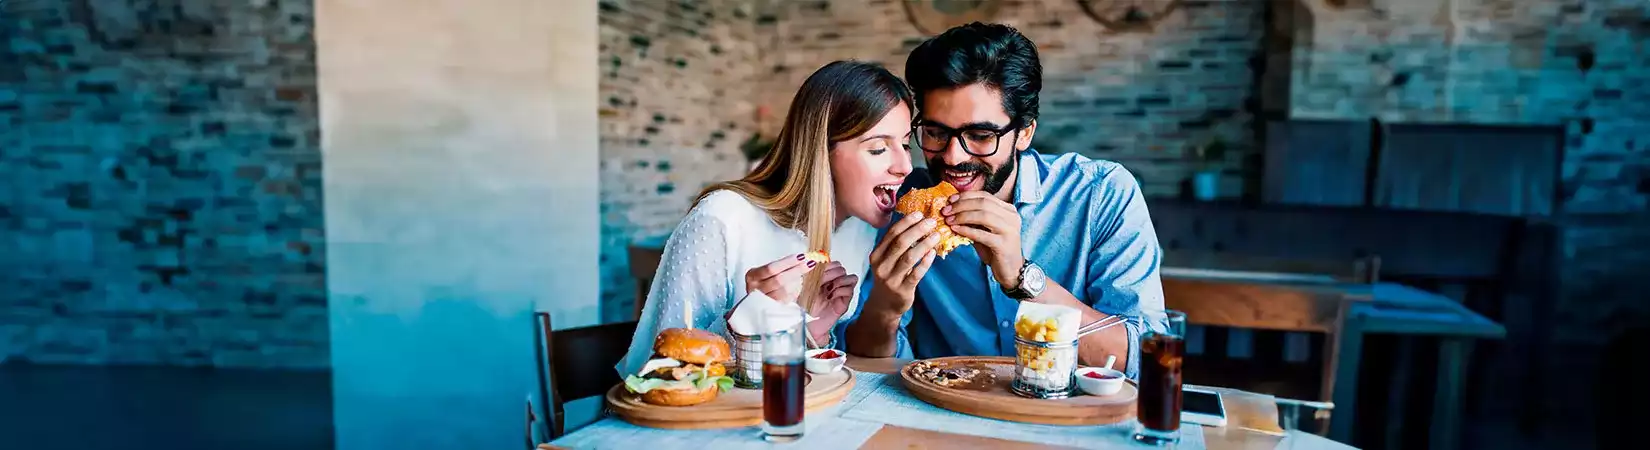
1138 334 1184 431
762 358 805 427
759 308 807 442
1134 310 1186 446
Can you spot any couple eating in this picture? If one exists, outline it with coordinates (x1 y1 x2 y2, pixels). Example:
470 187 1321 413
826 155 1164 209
619 22 1168 381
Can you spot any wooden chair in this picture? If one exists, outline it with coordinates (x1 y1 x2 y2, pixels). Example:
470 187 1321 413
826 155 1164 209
628 245 663 319
1162 254 1377 437
532 312 639 441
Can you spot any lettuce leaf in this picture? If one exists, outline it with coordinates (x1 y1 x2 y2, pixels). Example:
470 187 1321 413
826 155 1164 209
626 372 728 394
695 375 734 392
624 375 670 394
625 374 715 394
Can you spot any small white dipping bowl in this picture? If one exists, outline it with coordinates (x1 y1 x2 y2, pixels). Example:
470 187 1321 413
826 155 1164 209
1075 367 1127 396
803 348 847 374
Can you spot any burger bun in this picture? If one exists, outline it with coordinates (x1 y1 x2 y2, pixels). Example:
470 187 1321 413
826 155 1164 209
641 385 720 407
653 328 732 365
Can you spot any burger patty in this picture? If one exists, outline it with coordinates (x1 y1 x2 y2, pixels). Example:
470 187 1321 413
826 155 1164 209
644 363 726 381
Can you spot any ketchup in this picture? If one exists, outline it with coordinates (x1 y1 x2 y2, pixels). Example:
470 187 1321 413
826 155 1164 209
813 350 841 359
1083 371 1119 380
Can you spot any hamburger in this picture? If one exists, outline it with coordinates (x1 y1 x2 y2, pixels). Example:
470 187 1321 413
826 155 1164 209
895 181 974 258
623 328 734 406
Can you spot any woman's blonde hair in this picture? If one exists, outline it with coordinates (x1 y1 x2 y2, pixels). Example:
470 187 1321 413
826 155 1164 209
696 61 914 313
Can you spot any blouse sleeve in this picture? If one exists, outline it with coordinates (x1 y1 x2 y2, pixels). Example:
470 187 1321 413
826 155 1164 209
615 204 736 377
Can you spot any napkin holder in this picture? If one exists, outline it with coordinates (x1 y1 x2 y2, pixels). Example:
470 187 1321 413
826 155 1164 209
723 291 814 389
726 325 765 389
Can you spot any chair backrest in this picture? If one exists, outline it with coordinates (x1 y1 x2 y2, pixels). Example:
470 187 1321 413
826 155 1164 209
1162 254 1362 437
534 313 639 439
1162 277 1349 334
628 245 663 319
1375 122 1563 217
1263 119 1376 207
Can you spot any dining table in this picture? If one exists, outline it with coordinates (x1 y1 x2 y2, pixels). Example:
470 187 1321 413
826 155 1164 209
541 356 1356 450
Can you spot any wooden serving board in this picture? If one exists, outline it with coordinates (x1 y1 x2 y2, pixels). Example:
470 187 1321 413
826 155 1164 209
900 356 1137 426
605 367 856 429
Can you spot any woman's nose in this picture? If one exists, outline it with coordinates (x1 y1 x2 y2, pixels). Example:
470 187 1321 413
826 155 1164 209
891 146 914 176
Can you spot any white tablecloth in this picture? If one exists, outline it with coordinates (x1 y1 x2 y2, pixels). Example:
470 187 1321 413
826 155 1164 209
840 373 1204 449
550 371 1344 450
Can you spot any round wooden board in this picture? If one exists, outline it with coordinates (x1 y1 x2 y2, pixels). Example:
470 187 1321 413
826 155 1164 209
605 367 856 429
900 356 1138 426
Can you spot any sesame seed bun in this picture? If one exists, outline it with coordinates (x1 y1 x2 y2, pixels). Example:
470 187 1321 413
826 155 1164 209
652 328 732 366
895 181 974 258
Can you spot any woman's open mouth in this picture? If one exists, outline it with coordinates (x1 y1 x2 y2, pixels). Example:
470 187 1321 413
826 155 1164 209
873 184 899 213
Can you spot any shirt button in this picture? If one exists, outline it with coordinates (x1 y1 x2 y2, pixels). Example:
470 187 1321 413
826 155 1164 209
1000 320 1011 328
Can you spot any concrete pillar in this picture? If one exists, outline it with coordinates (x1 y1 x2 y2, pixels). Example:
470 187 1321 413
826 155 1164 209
316 0 599 447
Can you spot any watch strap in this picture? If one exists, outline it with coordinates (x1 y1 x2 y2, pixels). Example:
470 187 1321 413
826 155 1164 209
1003 260 1035 300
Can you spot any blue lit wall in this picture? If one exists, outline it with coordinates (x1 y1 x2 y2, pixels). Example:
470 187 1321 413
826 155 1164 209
315 0 600 448
0 0 327 368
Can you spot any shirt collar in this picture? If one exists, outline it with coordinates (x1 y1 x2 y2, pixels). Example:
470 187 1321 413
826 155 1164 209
1013 148 1044 206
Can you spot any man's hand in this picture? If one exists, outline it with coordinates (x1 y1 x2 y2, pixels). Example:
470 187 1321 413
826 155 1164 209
867 212 942 316
943 191 1026 289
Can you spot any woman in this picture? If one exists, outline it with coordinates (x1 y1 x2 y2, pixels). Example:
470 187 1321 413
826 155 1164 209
617 61 916 376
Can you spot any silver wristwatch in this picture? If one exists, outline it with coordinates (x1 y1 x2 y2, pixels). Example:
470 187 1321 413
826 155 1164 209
1002 260 1046 300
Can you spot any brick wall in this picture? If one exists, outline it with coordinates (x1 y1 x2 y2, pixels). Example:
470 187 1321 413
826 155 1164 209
1284 0 1650 342
599 0 1269 315
0 0 326 368
597 0 765 321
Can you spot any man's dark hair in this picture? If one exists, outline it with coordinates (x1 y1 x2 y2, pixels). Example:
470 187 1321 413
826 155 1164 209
904 22 1042 126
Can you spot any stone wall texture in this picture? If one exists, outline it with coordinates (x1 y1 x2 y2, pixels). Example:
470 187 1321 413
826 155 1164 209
597 0 767 321
0 0 326 368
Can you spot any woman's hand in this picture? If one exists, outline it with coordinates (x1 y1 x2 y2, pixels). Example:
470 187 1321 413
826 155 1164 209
808 262 858 345
866 212 940 317
744 253 816 303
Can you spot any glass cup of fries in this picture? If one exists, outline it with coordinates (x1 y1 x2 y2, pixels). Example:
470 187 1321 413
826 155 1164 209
1011 316 1078 399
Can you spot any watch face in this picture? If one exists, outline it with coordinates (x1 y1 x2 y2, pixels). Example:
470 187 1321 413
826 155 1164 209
1024 263 1046 295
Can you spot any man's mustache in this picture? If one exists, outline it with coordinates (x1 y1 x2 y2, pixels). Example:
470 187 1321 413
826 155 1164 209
932 161 989 175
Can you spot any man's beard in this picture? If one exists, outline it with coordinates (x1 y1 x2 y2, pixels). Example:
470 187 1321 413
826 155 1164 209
928 150 1017 194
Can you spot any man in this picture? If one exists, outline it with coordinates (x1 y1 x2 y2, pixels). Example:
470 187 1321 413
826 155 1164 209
842 22 1167 378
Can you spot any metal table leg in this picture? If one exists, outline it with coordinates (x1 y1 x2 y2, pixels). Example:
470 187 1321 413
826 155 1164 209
1430 338 1472 450
1383 337 1416 450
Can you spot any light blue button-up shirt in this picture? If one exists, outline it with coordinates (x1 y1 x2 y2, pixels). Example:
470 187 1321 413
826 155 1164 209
837 149 1167 378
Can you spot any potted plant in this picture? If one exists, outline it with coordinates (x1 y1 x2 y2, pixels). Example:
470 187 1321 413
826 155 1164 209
1189 138 1227 201
741 133 774 172
740 106 776 172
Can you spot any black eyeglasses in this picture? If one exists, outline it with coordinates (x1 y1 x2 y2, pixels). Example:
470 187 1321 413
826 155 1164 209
911 119 1022 157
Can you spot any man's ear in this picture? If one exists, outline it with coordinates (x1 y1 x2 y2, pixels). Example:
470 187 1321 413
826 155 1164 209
1015 120 1037 150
